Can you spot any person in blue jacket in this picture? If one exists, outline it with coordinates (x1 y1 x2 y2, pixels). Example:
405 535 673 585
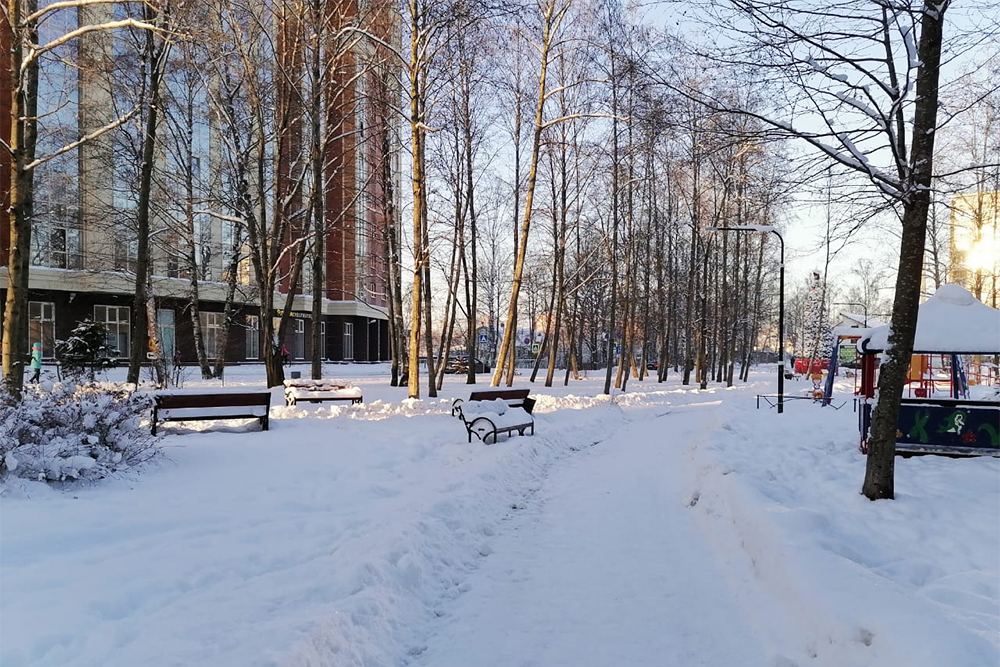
29 341 43 383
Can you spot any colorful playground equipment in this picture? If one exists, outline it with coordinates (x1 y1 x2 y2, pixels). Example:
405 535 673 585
855 284 1000 456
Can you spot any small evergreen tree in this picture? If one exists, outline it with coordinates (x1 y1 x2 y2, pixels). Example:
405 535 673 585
56 320 115 382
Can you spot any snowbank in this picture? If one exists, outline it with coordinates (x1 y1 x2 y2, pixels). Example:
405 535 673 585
685 384 999 666
2 371 996 667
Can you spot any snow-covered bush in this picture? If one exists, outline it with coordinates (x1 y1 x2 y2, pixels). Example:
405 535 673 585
0 383 160 482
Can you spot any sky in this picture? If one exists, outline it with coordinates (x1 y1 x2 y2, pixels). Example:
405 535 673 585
633 0 998 307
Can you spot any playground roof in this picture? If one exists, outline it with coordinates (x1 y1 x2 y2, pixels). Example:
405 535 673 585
836 312 887 330
859 284 1000 354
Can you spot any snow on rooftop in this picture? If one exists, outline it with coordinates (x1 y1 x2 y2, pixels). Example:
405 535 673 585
837 312 886 329
860 284 1000 353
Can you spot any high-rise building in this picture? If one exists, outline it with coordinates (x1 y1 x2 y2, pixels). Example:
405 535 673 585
0 2 397 365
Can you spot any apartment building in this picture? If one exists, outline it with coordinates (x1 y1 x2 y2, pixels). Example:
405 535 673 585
0 2 396 366
950 192 999 309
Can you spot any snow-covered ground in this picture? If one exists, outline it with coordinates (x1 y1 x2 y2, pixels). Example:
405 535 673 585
2 366 997 667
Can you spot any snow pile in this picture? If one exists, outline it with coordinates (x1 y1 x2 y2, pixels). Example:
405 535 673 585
861 284 1000 353
270 396 456 421
686 393 999 666
0 383 160 482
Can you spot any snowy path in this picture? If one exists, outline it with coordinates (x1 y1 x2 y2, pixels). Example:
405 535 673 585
412 403 770 667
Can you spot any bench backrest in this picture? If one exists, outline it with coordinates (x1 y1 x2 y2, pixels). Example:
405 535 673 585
467 389 530 403
155 392 271 409
284 381 349 390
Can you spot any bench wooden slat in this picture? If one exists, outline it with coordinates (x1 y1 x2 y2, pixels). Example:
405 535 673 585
155 392 271 409
467 389 531 402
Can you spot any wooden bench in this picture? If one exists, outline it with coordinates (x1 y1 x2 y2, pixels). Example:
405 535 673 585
283 379 363 406
151 390 272 435
452 389 536 444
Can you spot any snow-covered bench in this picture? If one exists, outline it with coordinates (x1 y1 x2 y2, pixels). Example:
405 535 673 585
452 389 536 444
151 390 272 435
283 379 363 406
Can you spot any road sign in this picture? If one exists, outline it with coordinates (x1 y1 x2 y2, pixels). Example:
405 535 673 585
531 343 540 353
478 333 488 344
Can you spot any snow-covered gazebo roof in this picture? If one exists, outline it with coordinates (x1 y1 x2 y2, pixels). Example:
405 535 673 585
859 284 1000 354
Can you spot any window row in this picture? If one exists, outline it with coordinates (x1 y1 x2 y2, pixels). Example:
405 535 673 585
24 303 351 361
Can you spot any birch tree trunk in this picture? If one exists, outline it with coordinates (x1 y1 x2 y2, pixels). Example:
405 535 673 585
490 0 567 387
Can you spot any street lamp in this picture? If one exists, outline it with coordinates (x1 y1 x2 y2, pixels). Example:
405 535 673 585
833 301 867 328
709 224 785 414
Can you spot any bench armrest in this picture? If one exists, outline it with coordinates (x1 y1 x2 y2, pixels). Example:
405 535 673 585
467 416 497 442
522 397 536 414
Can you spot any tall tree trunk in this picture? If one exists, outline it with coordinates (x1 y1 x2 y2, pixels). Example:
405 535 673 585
309 1 325 381
461 54 479 386
379 70 406 386
2 0 39 397
491 1 562 388
603 36 620 395
698 235 710 390
420 142 437 398
128 10 168 385
864 0 947 500
211 230 243 380
406 11 424 398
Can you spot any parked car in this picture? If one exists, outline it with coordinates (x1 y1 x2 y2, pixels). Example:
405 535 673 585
646 361 659 371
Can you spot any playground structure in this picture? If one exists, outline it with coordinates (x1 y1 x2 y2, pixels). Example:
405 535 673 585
855 284 1000 456
815 312 887 405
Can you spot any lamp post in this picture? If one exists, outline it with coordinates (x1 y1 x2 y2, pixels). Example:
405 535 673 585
709 225 785 413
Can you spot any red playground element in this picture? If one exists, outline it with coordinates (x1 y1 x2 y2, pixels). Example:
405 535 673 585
794 357 829 375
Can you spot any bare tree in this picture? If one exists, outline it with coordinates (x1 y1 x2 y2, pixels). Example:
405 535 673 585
663 0 987 499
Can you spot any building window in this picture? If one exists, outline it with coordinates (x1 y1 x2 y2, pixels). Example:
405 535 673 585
246 315 260 360
355 70 369 302
31 223 82 269
28 301 56 359
343 322 354 360
294 318 305 359
114 235 138 273
94 305 129 357
157 309 176 364
200 311 225 360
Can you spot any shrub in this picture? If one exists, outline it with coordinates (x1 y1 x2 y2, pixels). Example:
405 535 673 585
55 319 116 381
0 382 160 483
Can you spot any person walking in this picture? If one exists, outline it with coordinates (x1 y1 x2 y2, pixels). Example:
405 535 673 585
281 344 290 367
29 342 43 383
